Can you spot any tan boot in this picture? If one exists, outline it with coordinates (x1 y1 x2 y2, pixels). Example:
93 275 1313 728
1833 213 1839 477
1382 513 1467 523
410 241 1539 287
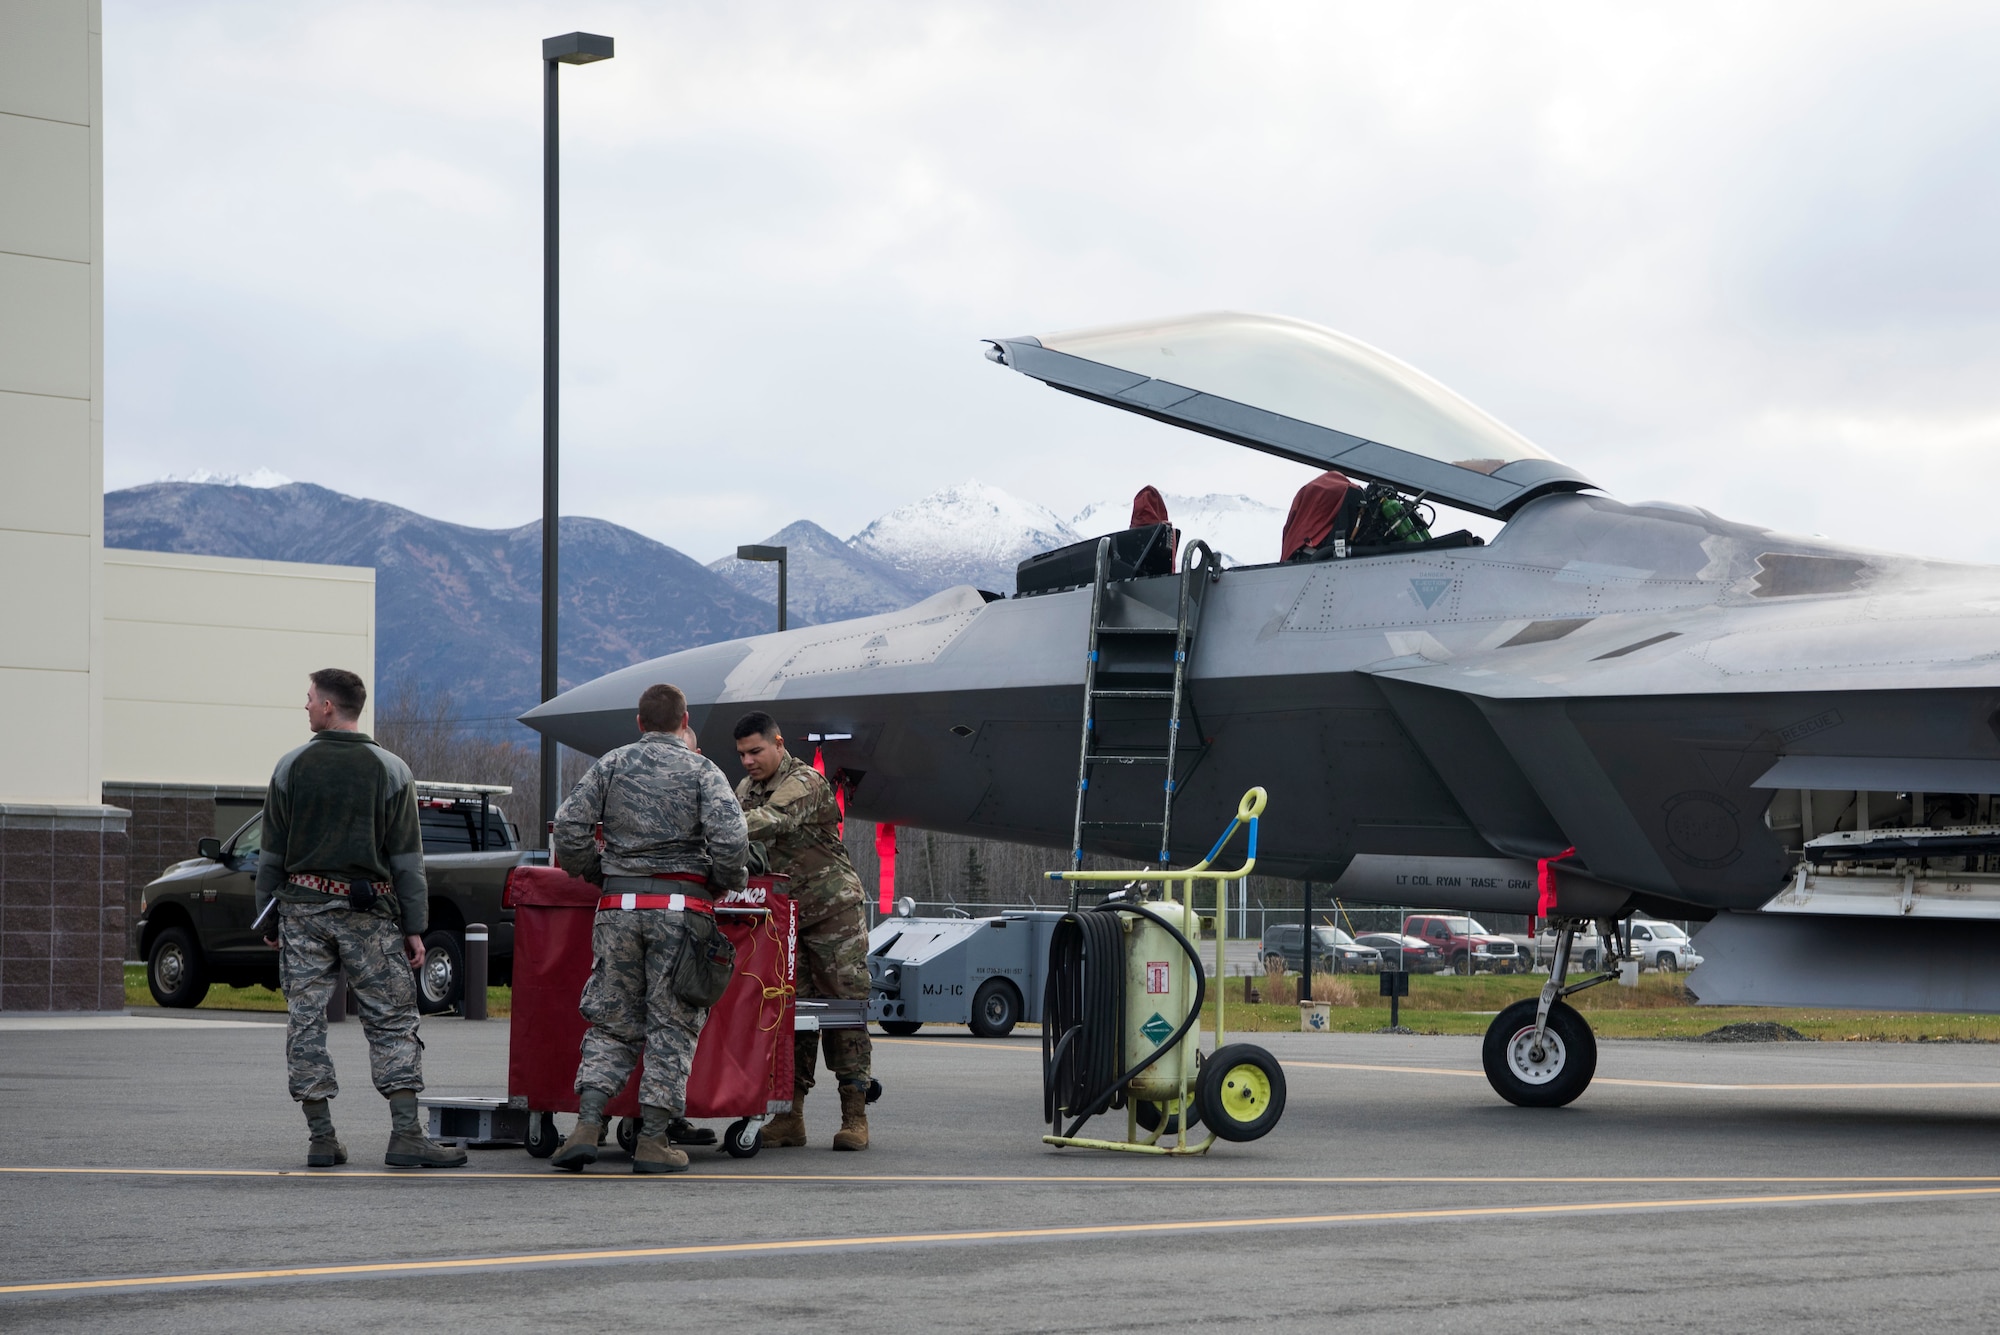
763 1088 808 1147
831 1085 869 1151
632 1104 689 1174
550 1119 602 1172
384 1091 468 1168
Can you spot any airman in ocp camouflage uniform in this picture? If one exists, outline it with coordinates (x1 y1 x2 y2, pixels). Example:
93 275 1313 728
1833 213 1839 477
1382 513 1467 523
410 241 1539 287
548 683 748 1174
732 711 873 1151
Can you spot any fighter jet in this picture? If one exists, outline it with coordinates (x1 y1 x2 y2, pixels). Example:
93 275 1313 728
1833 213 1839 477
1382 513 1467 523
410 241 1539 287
525 311 2000 1106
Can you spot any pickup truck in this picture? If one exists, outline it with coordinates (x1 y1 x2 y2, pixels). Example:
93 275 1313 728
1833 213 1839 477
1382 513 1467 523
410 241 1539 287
1402 913 1531 975
135 782 525 1014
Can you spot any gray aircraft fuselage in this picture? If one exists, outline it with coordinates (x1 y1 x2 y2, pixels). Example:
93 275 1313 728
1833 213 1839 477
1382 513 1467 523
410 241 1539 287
523 487 2000 921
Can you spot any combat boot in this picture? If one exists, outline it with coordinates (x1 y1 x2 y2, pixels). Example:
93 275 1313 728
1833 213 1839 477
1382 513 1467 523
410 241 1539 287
762 1085 808 1147
831 1084 870 1152
551 1088 607 1172
302 1098 346 1167
384 1091 468 1168
632 1104 689 1174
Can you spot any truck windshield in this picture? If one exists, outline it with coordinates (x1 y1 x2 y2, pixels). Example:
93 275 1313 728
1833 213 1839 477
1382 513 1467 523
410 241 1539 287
1434 917 1490 934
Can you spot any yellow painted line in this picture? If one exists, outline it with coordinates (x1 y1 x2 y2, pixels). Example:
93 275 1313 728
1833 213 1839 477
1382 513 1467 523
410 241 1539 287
8 1165 2000 1186
1282 1060 2000 1092
9 1184 2000 1296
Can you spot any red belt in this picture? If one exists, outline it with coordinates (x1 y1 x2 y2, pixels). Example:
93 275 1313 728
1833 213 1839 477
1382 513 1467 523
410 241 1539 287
597 892 714 915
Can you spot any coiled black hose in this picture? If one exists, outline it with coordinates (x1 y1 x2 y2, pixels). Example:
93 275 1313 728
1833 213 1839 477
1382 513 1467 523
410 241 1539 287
1040 900 1208 1140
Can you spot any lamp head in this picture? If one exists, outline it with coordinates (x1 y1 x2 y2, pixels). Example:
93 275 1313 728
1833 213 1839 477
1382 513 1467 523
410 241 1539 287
543 32 614 64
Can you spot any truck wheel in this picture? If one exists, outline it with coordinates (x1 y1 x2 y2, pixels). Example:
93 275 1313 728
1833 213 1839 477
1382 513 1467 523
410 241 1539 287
524 1111 559 1158
968 978 1021 1037
147 926 210 1008
879 1020 922 1036
1448 950 1469 975
416 929 462 1014
1482 998 1598 1108
1196 1043 1286 1142
1657 952 1678 972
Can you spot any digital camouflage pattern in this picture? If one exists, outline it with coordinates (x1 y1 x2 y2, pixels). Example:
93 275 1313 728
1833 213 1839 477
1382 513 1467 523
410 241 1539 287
574 910 707 1114
737 752 871 1093
280 900 424 1101
554 731 749 892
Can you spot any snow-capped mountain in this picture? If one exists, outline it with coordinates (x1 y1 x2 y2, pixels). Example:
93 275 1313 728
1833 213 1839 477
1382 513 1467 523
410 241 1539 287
1071 492 1287 567
707 520 930 626
851 479 1080 594
155 467 294 488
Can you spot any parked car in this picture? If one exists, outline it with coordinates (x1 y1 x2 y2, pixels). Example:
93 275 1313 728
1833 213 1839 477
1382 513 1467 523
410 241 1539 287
1259 924 1382 974
1402 914 1530 974
1531 924 1641 971
135 782 523 1014
1630 919 1703 971
1352 933 1447 973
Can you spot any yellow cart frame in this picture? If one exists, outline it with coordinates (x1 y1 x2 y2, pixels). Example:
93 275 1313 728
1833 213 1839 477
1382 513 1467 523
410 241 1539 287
1040 787 1268 1155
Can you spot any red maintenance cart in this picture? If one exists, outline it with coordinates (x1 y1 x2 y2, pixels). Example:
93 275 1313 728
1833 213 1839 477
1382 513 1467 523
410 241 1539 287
420 865 831 1160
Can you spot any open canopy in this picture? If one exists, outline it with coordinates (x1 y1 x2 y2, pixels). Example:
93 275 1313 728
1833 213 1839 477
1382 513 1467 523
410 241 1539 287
987 311 1595 518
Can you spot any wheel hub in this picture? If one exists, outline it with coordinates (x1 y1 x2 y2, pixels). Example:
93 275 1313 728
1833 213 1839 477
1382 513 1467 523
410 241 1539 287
1216 1062 1272 1120
156 948 184 989
423 954 453 1001
1506 1025 1567 1085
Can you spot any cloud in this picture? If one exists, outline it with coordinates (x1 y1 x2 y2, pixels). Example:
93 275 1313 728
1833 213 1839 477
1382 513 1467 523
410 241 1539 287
101 0 2000 564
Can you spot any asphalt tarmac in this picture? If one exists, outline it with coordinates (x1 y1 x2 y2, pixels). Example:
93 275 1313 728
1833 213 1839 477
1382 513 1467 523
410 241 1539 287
7 1012 2000 1332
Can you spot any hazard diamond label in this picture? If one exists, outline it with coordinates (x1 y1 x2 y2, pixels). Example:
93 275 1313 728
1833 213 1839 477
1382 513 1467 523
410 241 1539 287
1141 1012 1175 1046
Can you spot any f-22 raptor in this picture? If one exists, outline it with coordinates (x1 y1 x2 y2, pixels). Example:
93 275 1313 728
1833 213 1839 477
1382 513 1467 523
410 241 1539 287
526 311 2000 1106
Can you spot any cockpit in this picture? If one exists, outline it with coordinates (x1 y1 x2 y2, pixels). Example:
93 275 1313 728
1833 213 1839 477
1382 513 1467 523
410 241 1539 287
990 311 1593 595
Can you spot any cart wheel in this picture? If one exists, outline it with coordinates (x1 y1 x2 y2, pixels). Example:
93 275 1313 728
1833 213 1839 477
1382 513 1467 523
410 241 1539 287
523 1111 559 1159
866 1078 882 1105
723 1118 762 1159
1195 1043 1287 1142
879 1020 922 1036
616 1117 637 1155
1134 1096 1202 1135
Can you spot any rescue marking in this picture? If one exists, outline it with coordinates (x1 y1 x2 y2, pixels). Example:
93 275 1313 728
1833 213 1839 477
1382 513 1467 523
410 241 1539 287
11 1185 2000 1296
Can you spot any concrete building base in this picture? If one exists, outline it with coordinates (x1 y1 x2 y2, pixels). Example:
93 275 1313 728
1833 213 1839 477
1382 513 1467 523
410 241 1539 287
0 804 130 1011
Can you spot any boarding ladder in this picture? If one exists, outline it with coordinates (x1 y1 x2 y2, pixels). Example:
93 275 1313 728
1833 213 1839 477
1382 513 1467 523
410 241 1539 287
1067 537 1216 911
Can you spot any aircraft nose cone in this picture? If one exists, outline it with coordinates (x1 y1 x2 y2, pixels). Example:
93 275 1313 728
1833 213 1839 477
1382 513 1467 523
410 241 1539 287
519 639 757 757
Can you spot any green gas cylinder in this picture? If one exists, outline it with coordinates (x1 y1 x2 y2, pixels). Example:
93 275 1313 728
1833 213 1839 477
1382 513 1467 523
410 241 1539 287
1123 898 1201 1102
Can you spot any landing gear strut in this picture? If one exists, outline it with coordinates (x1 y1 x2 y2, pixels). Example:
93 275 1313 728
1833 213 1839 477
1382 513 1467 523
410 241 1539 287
1481 920 1618 1107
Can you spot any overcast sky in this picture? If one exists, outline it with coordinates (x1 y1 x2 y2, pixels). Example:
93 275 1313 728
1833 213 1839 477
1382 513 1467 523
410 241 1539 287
102 1 2000 564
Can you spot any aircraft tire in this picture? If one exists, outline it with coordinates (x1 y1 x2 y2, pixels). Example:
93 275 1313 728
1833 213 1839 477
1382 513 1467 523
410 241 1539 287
1482 998 1597 1108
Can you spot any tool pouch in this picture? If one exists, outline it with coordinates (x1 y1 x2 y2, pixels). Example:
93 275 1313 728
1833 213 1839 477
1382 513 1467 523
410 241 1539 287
347 880 378 913
671 912 737 1008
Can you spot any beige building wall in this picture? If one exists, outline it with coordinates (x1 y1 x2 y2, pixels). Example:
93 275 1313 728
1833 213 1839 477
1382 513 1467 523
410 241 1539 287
101 550 376 788
0 0 103 805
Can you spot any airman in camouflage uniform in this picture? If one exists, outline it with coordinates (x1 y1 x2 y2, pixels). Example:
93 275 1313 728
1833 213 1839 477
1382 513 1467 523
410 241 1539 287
549 684 748 1174
255 668 465 1170
733 711 873 1151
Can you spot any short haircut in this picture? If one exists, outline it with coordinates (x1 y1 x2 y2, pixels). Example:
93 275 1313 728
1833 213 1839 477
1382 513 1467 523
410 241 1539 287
637 683 688 733
309 668 367 719
732 710 780 742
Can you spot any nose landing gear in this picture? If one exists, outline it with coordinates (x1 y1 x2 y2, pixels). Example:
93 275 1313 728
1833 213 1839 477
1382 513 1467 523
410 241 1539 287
1482 920 1618 1107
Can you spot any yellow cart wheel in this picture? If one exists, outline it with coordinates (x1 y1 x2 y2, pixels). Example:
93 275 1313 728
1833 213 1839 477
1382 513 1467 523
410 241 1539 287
1196 1043 1286 1142
1134 1096 1202 1135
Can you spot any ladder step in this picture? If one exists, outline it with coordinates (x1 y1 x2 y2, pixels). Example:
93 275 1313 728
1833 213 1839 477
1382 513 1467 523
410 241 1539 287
1081 820 1167 829
1095 626 1180 636
1090 689 1175 700
1085 754 1171 765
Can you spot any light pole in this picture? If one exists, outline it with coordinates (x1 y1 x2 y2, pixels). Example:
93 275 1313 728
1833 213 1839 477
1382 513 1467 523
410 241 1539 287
736 544 788 631
539 31 613 842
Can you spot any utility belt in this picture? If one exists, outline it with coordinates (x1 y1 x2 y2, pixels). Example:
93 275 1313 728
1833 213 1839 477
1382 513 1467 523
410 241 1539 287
596 872 735 1006
287 873 393 913
599 872 714 916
